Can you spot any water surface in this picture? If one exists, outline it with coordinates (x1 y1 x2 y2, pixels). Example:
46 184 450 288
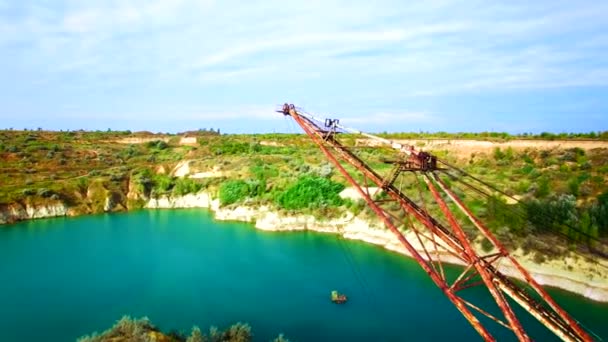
0 210 606 341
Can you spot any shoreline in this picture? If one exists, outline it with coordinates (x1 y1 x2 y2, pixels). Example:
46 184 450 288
146 192 608 303
1 192 607 302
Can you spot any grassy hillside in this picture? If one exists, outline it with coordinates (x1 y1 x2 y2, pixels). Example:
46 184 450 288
1 129 607 261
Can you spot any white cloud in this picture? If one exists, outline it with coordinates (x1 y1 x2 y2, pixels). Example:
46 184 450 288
1 0 607 132
199 66 277 83
56 104 278 121
342 112 434 125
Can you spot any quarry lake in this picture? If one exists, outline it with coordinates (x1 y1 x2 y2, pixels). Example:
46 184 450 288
0 209 606 341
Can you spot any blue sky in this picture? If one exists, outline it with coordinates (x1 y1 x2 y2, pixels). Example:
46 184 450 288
0 1 607 134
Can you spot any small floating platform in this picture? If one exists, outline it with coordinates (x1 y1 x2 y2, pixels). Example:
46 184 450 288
331 290 347 304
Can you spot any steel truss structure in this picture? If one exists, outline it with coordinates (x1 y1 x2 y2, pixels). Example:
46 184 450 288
279 104 594 342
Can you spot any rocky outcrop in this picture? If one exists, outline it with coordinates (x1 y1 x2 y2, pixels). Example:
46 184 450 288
171 160 191 178
145 192 212 209
0 202 68 224
104 191 126 212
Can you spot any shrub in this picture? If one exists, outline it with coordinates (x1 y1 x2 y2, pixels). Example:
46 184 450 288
493 147 505 161
246 178 266 197
590 192 608 237
317 163 333 178
219 180 250 205
249 163 279 179
154 174 174 192
187 326 205 342
526 194 579 236
78 316 274 342
480 237 494 252
134 170 153 194
520 164 534 175
568 179 580 196
277 176 345 210
77 316 155 342
76 177 90 195
37 188 53 198
535 177 550 197
109 174 124 182
213 140 250 155
222 322 251 342
533 252 547 264
146 140 168 150
486 196 526 233
173 178 202 196
22 188 36 196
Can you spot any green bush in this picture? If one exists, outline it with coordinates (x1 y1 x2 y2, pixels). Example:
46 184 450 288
526 194 582 240
37 188 54 198
173 178 202 196
480 237 494 252
134 169 154 194
22 188 36 196
486 196 526 233
213 140 250 155
568 178 580 196
590 192 608 237
277 176 345 210
219 180 250 205
154 174 174 192
493 147 505 161
246 178 266 197
535 177 550 197
146 140 168 150
520 164 534 175
249 163 279 179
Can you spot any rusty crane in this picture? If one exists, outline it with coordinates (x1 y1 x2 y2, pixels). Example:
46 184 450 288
279 103 596 342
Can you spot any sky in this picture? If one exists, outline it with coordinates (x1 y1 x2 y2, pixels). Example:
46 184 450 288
0 1 607 134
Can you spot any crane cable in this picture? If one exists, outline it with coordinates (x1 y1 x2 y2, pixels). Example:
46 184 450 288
438 166 605 245
282 115 378 310
439 171 608 271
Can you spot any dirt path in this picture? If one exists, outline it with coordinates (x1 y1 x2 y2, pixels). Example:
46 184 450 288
356 138 608 159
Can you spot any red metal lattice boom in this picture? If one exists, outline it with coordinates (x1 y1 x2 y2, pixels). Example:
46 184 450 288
279 104 594 342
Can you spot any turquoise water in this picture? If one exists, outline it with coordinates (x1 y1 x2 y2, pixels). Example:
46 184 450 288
0 210 606 341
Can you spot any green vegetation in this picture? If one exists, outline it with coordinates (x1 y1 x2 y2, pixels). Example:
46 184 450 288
174 178 203 196
219 180 252 205
277 176 344 210
1 128 608 261
378 131 608 141
77 315 289 342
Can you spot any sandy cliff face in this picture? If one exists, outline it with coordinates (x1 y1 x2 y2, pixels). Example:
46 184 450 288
0 202 68 224
145 193 212 209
